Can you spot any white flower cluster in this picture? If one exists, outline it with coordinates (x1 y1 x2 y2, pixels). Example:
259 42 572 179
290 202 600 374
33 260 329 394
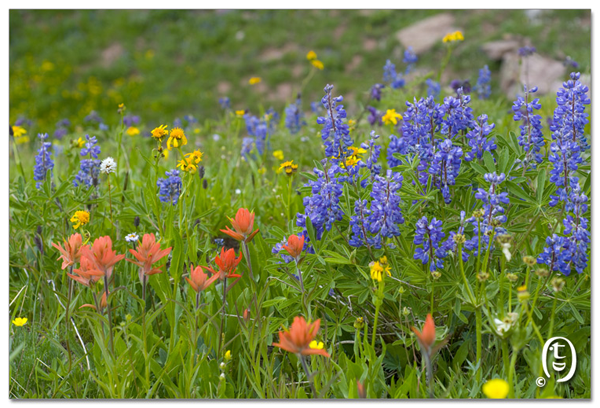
100 157 117 174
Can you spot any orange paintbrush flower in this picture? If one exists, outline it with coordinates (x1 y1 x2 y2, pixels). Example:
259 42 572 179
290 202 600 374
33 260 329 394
202 247 243 281
220 208 260 243
282 234 305 260
411 314 436 354
186 264 219 293
127 233 172 282
81 236 125 280
52 233 85 270
80 290 108 311
67 255 104 287
272 316 330 358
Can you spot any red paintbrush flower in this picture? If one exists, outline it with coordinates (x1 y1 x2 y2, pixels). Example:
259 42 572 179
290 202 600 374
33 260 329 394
127 233 172 282
186 264 219 293
220 208 260 243
411 314 436 354
81 236 125 280
272 316 330 358
52 233 85 270
202 247 243 281
282 234 305 260
67 254 103 287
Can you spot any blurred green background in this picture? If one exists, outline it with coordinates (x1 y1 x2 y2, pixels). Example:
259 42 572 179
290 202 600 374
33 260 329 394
10 9 591 129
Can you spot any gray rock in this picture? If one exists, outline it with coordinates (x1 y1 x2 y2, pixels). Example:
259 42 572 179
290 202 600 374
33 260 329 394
501 53 566 97
395 13 459 55
481 40 520 60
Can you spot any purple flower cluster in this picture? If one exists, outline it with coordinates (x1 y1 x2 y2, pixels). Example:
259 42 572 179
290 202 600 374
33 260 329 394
428 139 463 204
413 216 447 271
512 85 545 168
475 65 491 99
367 106 383 126
366 170 404 238
317 85 352 161
359 131 382 186
370 83 385 102
349 199 381 249
403 47 418 74
242 111 277 157
53 119 70 140
219 97 231 110
74 135 101 188
123 114 140 127
464 114 497 161
33 133 54 189
441 90 474 139
296 162 344 240
382 60 405 89
284 96 306 134
157 169 182 205
426 79 441 99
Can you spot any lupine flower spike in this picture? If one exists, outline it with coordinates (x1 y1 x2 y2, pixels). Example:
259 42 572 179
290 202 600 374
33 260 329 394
220 208 260 243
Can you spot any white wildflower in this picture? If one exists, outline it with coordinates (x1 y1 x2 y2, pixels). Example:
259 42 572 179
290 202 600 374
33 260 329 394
100 157 117 174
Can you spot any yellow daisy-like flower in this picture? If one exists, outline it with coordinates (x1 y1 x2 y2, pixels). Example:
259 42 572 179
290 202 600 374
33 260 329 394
482 379 509 399
12 126 27 138
126 126 140 137
347 146 367 156
309 340 324 350
118 103 126 113
235 110 246 117
167 127 188 150
306 50 317 61
279 160 298 176
224 350 232 361
273 150 284 161
185 150 204 164
311 60 324 70
443 30 464 43
12 317 28 327
74 137 86 148
249 77 261 85
382 109 402 125
151 124 168 141
340 156 360 168
70 210 90 230
370 261 384 282
177 158 197 174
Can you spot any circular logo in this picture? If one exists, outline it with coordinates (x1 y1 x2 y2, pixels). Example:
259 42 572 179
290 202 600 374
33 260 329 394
536 377 546 387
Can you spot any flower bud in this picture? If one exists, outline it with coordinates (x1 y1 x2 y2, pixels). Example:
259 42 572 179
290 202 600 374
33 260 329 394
517 285 530 302
431 271 441 280
453 233 466 244
506 273 518 283
551 277 565 292
522 256 537 266
402 306 411 317
354 317 364 330
477 271 490 282
535 268 549 278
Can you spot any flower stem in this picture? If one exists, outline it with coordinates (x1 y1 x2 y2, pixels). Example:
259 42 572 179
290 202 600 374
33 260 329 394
103 275 114 355
299 355 318 398
65 268 74 371
218 277 228 356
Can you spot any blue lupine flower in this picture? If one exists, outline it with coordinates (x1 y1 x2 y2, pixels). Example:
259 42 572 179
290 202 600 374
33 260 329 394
475 65 491 99
367 106 383 126
284 96 306 134
296 162 344 240
413 216 447 271
219 97 231 110
241 137 254 160
156 170 182 205
426 79 441 99
382 60 405 89
74 135 101 188
548 144 583 207
518 46 536 57
466 172 509 256
53 128 68 139
359 131 382 187
550 72 590 152
441 89 475 138
349 199 381 249
316 85 352 160
428 138 463 203
173 118 183 128
366 170 404 238
563 57 579 69
310 101 324 114
403 47 418 74
33 133 54 189
440 211 470 261
123 115 140 127
537 234 574 276
99 123 109 131
464 114 497 161
450 79 471 95
84 111 103 124
386 135 407 168
242 112 274 157
512 85 545 168
370 83 385 101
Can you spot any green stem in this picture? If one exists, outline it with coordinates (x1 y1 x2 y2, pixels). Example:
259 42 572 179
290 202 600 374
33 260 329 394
299 355 318 398
508 347 520 398
103 275 114 354
475 306 482 383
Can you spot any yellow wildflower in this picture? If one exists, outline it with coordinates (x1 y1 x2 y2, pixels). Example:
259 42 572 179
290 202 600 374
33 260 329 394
382 109 402 125
126 126 140 136
185 150 204 164
162 149 169 159
177 158 197 174
311 60 324 70
249 77 261 85
12 126 27 138
70 210 90 230
443 30 464 43
118 103 126 113
347 146 367 156
151 124 168 141
167 127 188 150
306 50 317 61
309 340 324 349
273 150 284 161
370 261 384 282
482 379 509 399
235 110 246 117
74 137 86 148
258 167 266 175
12 317 28 327
224 350 232 361
279 160 298 176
